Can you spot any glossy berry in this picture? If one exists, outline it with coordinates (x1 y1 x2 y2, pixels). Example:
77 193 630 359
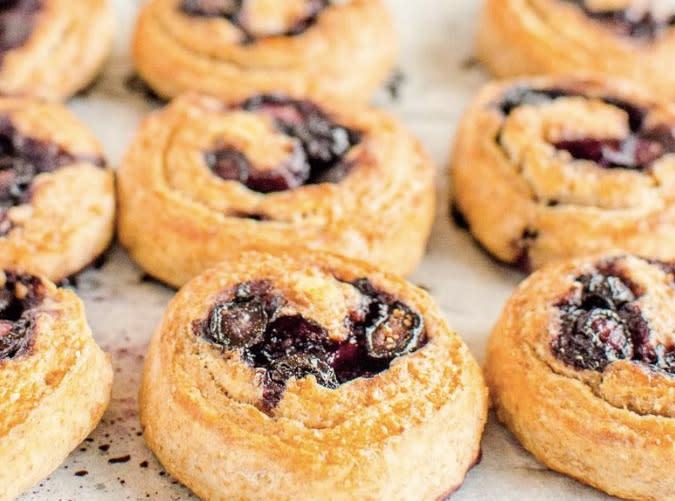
365 301 424 359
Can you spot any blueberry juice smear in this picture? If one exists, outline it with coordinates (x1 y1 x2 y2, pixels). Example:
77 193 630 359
552 260 675 374
195 278 427 411
205 95 361 193
0 272 45 361
497 87 675 171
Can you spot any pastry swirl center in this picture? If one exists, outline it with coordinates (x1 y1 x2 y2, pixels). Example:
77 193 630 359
497 86 675 171
553 260 675 374
204 94 361 193
194 278 427 411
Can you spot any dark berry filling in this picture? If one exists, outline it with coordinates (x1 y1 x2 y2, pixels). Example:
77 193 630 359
560 0 675 40
195 278 427 411
0 117 104 236
0 0 41 58
205 94 360 193
497 87 675 171
553 261 675 374
179 0 328 41
0 271 45 361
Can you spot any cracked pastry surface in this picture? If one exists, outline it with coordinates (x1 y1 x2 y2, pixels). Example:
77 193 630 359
139 248 487 501
131 0 397 103
118 92 434 288
0 271 113 501
0 0 114 100
486 253 675 500
0 95 115 283
450 75 675 271
478 0 675 99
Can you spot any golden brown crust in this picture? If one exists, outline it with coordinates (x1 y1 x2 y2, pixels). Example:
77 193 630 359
118 93 435 288
0 0 114 100
450 74 675 270
0 272 113 501
132 0 397 103
139 248 487 501
486 253 675 500
477 0 675 99
0 96 115 283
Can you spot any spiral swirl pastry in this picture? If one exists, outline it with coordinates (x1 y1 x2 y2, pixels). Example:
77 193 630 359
118 93 434 287
478 0 675 98
0 270 112 500
486 254 675 499
139 248 487 501
0 0 114 100
131 0 396 103
0 96 114 283
450 75 675 271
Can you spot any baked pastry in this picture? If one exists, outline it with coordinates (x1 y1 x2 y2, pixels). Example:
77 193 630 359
0 0 114 100
140 248 487 501
0 95 114 283
118 92 434 288
486 253 675 500
131 0 396 103
478 0 675 99
451 74 675 271
0 270 113 500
